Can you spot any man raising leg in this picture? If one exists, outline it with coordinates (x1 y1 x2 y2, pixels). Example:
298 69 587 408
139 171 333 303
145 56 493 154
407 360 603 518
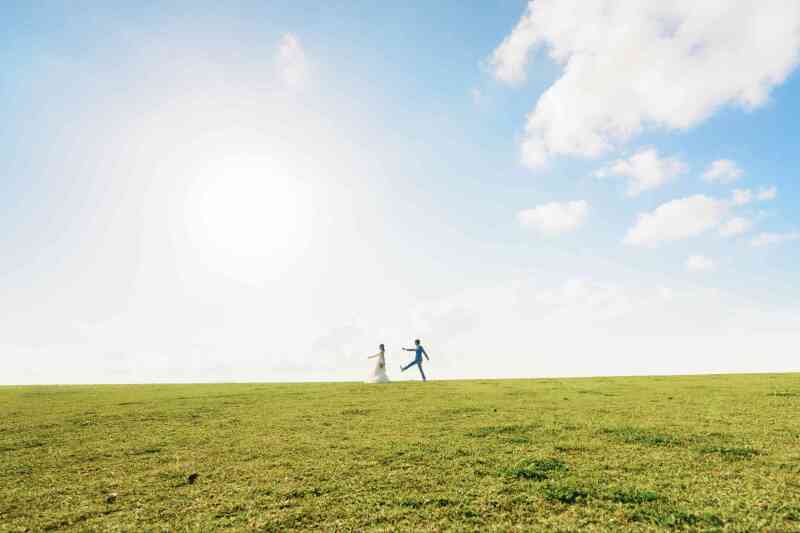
400 339 430 381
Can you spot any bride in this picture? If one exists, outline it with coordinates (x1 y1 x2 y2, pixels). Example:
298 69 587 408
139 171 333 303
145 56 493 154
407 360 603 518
366 343 390 383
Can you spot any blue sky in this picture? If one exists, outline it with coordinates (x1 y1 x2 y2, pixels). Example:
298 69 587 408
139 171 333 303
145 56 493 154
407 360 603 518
2 1 800 384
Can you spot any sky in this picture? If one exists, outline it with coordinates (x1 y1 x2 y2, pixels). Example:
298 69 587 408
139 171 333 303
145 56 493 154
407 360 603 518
2 1 800 384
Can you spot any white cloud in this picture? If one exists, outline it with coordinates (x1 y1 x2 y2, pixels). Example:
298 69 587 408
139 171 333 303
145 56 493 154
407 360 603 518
518 200 588 236
757 186 778 201
624 195 727 246
731 186 776 206
276 33 309 89
703 159 744 184
489 7 540 85
685 255 716 273
731 189 753 206
719 217 754 237
489 1 800 167
751 232 800 247
595 147 687 196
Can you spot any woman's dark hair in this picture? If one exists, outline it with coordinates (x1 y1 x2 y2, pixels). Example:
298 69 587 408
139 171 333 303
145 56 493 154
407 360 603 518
379 344 385 351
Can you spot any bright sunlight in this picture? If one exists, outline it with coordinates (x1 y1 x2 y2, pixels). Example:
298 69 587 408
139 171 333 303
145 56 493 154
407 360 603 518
183 154 313 282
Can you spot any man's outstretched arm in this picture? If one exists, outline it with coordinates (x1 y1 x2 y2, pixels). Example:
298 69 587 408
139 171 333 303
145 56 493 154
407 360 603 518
423 348 430 360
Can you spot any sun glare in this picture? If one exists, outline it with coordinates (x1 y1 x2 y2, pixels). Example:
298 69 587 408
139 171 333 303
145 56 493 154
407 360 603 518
183 155 312 279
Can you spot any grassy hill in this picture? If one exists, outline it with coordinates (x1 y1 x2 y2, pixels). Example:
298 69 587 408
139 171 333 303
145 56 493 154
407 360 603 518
2 374 799 531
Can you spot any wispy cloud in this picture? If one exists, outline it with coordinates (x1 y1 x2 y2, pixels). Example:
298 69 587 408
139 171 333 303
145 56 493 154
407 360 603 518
719 217 754 238
276 33 309 89
751 232 800 247
703 160 743 184
731 189 753 206
624 195 727 246
685 255 716 273
518 200 589 237
594 147 686 197
757 186 778 201
731 186 777 206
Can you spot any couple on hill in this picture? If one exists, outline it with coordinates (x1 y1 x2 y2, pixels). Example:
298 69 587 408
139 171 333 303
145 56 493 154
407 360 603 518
366 339 430 384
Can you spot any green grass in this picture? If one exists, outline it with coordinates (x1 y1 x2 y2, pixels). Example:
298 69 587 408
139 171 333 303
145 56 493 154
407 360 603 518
1 373 800 531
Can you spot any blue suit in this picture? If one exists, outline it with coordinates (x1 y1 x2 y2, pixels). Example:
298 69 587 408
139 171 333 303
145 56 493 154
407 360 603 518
401 345 428 381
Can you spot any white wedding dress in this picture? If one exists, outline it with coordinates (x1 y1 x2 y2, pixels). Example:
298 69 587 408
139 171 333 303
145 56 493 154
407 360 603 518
367 351 391 384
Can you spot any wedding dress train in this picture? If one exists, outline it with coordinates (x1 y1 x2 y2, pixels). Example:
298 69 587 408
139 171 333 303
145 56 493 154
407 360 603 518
367 351 390 383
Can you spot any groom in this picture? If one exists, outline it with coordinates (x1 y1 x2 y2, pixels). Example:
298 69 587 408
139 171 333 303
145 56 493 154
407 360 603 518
401 339 429 381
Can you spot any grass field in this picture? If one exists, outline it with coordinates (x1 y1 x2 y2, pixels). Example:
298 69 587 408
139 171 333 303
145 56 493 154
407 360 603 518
2 374 800 531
